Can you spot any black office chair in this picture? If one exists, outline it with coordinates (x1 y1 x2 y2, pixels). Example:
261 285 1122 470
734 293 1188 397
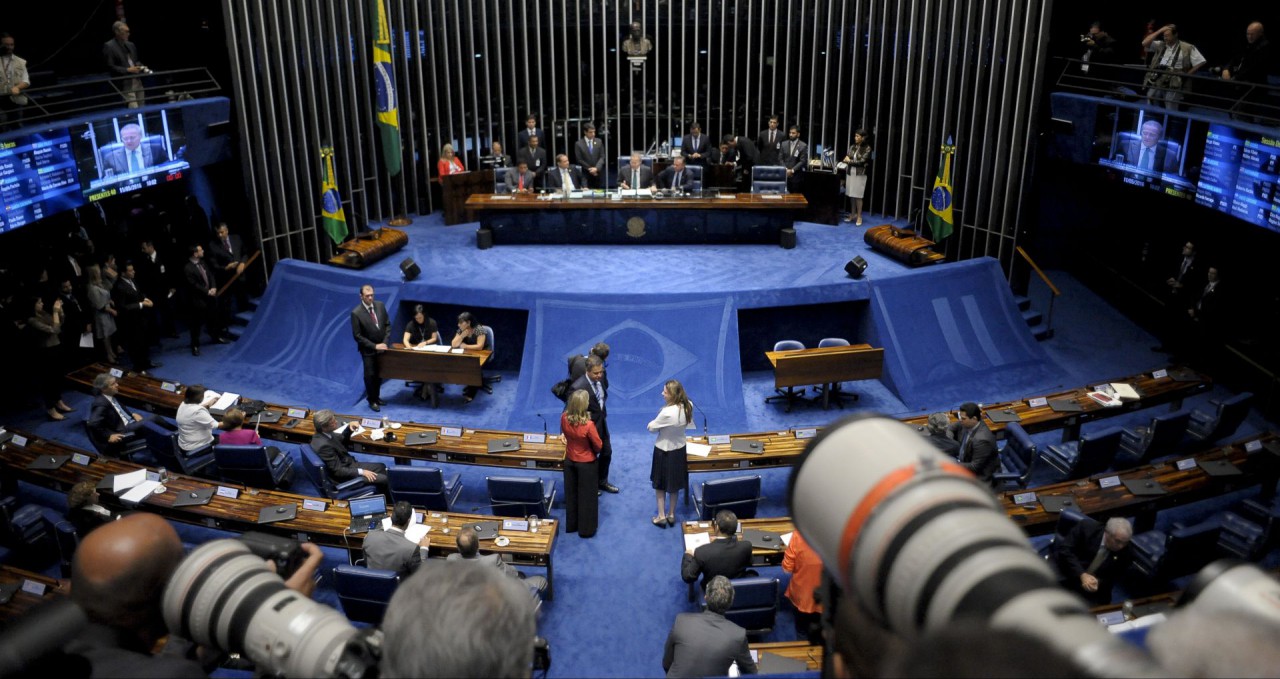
764 340 807 412
991 422 1039 490
1186 392 1253 445
479 325 502 394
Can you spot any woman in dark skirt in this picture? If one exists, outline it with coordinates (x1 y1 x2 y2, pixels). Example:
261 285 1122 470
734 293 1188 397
560 389 602 537
648 379 693 527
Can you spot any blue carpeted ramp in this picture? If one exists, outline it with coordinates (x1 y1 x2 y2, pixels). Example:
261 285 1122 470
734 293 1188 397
866 258 1071 410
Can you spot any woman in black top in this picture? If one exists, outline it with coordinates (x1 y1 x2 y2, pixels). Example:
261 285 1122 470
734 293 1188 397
842 128 873 225
402 304 441 402
450 311 489 403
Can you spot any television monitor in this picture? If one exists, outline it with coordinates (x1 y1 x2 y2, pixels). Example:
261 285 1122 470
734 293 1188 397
1091 106 1200 201
0 128 85 233
1195 124 1280 231
70 109 190 202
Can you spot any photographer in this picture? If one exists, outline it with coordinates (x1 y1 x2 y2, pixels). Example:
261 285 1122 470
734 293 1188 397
1142 24 1206 110
1080 21 1117 74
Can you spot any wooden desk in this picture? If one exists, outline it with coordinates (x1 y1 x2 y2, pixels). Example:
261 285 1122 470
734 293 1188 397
749 641 825 671
767 344 885 409
0 432 560 599
465 192 807 245
680 517 796 568
441 170 495 225
0 565 66 625
65 364 567 474
379 346 491 407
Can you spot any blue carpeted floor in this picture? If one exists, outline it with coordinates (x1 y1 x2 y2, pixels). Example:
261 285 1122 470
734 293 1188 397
3 212 1278 677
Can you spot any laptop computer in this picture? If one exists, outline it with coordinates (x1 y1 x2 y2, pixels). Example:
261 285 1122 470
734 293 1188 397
1039 495 1079 514
1122 478 1168 496
1048 399 1085 413
258 503 298 524
0 431 13 446
741 529 785 551
405 431 439 447
1198 458 1243 477
347 494 389 534
26 454 70 470
1167 368 1199 382
466 521 502 540
985 408 1022 424
253 410 284 425
757 652 809 675
487 438 521 454
730 439 764 454
173 487 217 507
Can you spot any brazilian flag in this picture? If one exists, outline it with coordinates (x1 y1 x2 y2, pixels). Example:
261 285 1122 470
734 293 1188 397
925 136 956 241
320 147 348 245
370 0 402 176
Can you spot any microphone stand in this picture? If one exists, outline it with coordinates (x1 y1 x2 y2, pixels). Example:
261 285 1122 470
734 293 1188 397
691 400 709 437
536 413 548 439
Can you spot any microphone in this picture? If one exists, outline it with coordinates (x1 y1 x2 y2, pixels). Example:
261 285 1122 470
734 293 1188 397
691 399 709 437
535 413 547 438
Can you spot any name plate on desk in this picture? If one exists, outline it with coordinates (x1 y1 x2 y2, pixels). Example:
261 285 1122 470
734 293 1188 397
1012 491 1037 506
302 499 327 512
1027 397 1048 408
1245 440 1263 453
1176 458 1197 471
360 418 382 429
440 426 463 437
793 428 817 440
287 408 308 419
20 580 46 596
216 486 240 499
1152 369 1169 379
523 433 547 444
161 382 179 392
71 453 92 466
503 519 530 532
10 435 28 448
1098 476 1121 489
109 368 124 378
707 434 730 445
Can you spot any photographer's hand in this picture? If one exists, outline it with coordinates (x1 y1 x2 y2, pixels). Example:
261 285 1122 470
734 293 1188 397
269 542 324 597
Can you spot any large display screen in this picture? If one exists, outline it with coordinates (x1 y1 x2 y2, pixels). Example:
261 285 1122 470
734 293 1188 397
1195 125 1280 230
1092 107 1201 202
69 109 190 202
0 129 83 233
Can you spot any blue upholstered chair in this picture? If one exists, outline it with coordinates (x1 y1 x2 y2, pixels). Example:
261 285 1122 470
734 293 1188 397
1187 392 1253 444
1115 409 1192 468
750 165 789 193
992 422 1039 489
765 340 808 412
494 173 509 194
138 419 217 478
299 444 376 500
1129 517 1222 583
82 419 148 462
690 475 762 521
721 576 779 636
214 443 295 489
387 466 463 512
51 519 79 577
1038 426 1124 479
479 325 501 394
333 564 400 625
686 164 703 191
485 476 556 518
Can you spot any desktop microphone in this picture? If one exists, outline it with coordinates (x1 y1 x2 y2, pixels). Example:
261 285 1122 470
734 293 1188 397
691 400 709 437
535 413 547 438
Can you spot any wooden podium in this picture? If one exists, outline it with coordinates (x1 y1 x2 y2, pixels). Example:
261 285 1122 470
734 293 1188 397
442 170 495 225
326 227 409 269
863 224 945 266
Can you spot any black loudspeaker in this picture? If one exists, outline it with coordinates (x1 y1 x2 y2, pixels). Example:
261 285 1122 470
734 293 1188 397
844 256 868 278
477 228 494 250
780 228 797 249
399 257 420 281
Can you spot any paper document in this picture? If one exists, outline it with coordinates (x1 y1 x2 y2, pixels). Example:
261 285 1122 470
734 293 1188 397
1109 383 1140 401
120 479 161 504
210 392 240 416
686 442 712 458
380 517 432 543
412 343 449 352
780 531 794 546
683 532 712 552
113 468 148 493
79 332 94 348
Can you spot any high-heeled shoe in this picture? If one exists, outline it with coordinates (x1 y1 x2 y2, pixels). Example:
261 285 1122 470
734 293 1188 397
652 516 668 528
856 216 863 226
47 408 66 421
55 401 74 413
666 514 676 526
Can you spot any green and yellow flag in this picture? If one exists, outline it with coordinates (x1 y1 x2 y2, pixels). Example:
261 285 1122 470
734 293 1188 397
370 0 402 176
320 147 348 245
925 136 956 241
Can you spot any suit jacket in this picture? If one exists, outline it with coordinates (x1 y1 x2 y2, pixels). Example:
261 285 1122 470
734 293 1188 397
504 167 538 192
517 127 542 152
663 610 758 678
102 38 140 76
446 551 518 578
1119 139 1179 174
757 128 784 165
135 251 174 300
681 134 711 164
947 420 999 484
1191 280 1223 322
1052 518 1133 601
681 536 753 590
206 233 245 281
363 527 422 576
706 147 735 165
351 300 390 356
516 147 548 179
574 137 605 174
101 141 164 176
734 138 759 168
619 164 653 189
183 258 216 309
87 394 143 453
570 374 611 445
779 139 809 171
546 165 585 191
656 166 696 192
311 428 361 481
111 277 148 318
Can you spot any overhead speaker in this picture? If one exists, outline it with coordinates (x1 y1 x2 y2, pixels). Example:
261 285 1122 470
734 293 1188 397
399 257 420 281
844 256 868 279
780 228 797 249
477 228 494 250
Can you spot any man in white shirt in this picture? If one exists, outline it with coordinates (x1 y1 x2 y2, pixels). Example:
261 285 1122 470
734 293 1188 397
1142 24 1206 110
0 32 31 131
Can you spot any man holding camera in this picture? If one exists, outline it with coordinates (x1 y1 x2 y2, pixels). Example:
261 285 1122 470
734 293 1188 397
1080 21 1117 74
1142 24 1205 110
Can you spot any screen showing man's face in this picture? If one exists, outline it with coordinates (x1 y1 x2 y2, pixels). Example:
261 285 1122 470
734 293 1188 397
1140 123 1160 149
121 126 142 151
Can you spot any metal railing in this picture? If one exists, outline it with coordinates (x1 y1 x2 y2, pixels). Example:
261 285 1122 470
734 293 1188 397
4 68 221 130
1016 246 1060 340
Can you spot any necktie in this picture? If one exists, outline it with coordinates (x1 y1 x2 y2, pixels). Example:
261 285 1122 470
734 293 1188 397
109 396 131 427
694 135 699 150
197 261 208 287
562 169 570 190
632 170 638 188
959 429 972 461
1140 148 1152 170
224 237 232 253
134 149 143 171
588 139 592 153
127 150 136 172
518 174 524 190
368 305 378 328
593 381 604 407
1086 544 1109 574
674 171 681 188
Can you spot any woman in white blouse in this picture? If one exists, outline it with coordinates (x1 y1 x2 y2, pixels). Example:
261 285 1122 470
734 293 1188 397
647 379 694 527
175 384 220 452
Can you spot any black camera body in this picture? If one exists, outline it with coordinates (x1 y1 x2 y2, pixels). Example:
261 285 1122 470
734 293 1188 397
239 531 308 580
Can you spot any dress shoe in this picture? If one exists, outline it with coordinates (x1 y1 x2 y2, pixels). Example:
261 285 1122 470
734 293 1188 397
47 409 66 421
600 482 620 494
214 336 231 344
369 401 381 412
192 347 201 356
55 402 74 413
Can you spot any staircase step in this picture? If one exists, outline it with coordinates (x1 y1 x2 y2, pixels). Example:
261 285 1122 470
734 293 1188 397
233 310 255 326
1014 295 1031 311
224 325 246 339
1021 309 1043 327
1030 322 1052 341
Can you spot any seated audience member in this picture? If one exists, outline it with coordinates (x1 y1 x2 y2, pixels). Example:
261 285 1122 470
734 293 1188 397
663 575 757 678
310 408 388 490
488 140 511 169
403 304 442 402
921 411 961 456
67 480 117 536
446 526 548 598
504 159 537 194
681 510 752 591
380 560 537 678
218 407 287 466
86 372 150 456
175 384 220 452
363 500 430 576
449 311 491 403
619 152 654 191
1051 515 1133 605
947 401 999 484
546 153 584 192
656 156 695 192
782 529 825 645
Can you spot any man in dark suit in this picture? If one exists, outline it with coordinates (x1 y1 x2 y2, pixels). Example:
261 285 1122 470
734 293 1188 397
363 501 429 576
656 156 696 192
663 575 758 677
182 244 226 356
445 526 549 598
574 123 606 188
111 261 158 371
571 355 618 493
779 126 809 178
681 510 753 591
756 116 783 166
136 239 177 340
568 341 610 382
86 373 150 456
207 222 250 313
1116 120 1180 174
516 135 548 186
546 154 585 192
351 284 391 411
516 114 541 151
707 139 735 166
946 401 999 484
1153 241 1204 354
1052 515 1133 605
619 152 653 191
100 124 165 176
102 21 145 108
681 122 710 166
311 408 388 488
504 160 537 194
